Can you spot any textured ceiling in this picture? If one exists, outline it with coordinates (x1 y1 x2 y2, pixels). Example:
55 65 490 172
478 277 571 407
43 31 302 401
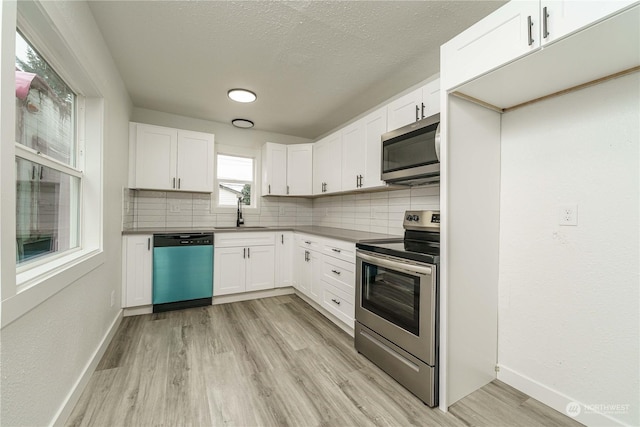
88 1 505 139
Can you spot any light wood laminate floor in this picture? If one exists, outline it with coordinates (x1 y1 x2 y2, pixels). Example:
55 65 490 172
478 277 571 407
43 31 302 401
68 295 582 427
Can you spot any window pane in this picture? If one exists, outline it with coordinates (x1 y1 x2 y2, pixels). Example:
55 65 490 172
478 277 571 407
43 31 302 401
15 31 76 167
218 182 251 206
16 157 80 264
217 154 253 181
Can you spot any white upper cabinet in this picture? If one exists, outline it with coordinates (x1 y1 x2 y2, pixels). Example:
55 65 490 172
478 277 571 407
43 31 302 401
540 0 636 46
442 1 637 92
262 142 288 195
287 144 313 195
342 107 387 191
130 123 214 192
387 79 441 131
262 142 313 196
176 130 215 192
313 132 342 195
441 1 540 91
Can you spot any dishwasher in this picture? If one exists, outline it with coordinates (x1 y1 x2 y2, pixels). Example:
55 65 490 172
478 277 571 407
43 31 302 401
152 233 213 313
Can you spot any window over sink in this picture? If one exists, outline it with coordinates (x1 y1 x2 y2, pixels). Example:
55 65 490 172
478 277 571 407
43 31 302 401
215 153 257 209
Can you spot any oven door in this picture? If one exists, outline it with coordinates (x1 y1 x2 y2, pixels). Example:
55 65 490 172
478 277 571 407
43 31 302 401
356 250 437 365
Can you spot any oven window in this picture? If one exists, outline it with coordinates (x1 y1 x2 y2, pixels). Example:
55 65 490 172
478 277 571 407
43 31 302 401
361 261 420 336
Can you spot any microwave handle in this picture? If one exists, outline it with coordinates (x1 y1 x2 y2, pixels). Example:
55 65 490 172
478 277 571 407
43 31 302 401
434 123 441 161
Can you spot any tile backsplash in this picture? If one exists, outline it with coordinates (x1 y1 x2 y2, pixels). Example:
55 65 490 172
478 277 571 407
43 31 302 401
123 185 439 235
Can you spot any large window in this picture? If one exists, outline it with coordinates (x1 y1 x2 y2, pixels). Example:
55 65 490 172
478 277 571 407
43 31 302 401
216 154 255 208
14 30 81 265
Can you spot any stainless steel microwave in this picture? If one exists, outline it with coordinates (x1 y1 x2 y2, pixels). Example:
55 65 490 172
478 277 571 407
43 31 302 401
381 113 440 186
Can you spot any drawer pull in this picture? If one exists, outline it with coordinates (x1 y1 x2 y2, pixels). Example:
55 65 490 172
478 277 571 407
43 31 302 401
331 248 341 253
331 269 341 275
331 298 341 305
304 241 311 244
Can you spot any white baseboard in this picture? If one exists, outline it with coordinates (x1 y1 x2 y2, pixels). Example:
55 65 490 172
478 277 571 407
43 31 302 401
123 305 152 316
212 287 294 305
52 310 123 427
498 365 628 427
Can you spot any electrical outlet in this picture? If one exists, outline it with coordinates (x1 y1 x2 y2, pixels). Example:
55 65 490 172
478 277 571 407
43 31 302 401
110 290 115 307
558 204 578 226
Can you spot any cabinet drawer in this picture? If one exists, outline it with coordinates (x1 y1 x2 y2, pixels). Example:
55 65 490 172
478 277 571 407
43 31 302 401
322 283 355 328
323 239 355 263
322 256 355 299
295 233 323 251
214 232 276 248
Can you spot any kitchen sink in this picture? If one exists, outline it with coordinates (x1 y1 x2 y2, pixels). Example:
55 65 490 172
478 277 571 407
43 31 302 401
213 226 268 230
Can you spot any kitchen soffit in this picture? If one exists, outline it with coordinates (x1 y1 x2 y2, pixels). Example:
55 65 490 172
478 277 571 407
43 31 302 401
87 1 505 139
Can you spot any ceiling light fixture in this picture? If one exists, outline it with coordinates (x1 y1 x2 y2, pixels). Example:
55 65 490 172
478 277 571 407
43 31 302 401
232 118 254 129
228 88 257 103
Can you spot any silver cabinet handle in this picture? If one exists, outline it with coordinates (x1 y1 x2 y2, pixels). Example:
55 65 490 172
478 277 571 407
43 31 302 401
148 238 151 250
178 178 181 189
40 166 44 180
243 248 246 259
32 166 36 180
542 6 549 39
421 102 425 120
287 185 290 195
268 184 271 194
332 248 341 253
527 15 534 46
304 241 311 245
415 105 419 122
331 269 341 275
331 298 341 305
247 247 250 258
173 177 176 189
281 234 284 244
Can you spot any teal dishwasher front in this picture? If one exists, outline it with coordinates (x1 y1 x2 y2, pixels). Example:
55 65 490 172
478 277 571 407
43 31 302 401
152 233 213 312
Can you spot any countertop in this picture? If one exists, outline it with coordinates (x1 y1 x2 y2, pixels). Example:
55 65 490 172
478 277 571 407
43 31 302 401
122 225 402 243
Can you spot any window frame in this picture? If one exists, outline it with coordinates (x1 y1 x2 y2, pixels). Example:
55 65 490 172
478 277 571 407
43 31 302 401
212 145 261 213
1 1 105 327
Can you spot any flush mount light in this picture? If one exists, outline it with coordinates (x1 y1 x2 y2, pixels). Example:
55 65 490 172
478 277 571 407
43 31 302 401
232 118 254 129
228 88 257 103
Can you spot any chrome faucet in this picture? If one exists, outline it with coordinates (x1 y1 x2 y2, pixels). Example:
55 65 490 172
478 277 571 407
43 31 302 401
236 196 244 227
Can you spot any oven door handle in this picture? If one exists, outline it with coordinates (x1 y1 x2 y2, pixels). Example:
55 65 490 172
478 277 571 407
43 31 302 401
357 252 432 276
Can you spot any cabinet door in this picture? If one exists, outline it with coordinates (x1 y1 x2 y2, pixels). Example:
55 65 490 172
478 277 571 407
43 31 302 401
275 232 293 288
341 120 365 191
293 246 312 294
262 142 288 195
213 247 246 296
441 1 540 91
421 79 441 118
361 107 387 189
123 235 153 307
386 88 421 131
287 143 313 195
176 130 214 192
308 250 323 305
245 245 275 292
134 124 177 190
313 132 342 195
541 0 636 45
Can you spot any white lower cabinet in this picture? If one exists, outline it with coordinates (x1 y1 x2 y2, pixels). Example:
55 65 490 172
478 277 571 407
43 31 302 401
275 232 293 288
122 235 153 308
214 232 275 296
293 233 356 329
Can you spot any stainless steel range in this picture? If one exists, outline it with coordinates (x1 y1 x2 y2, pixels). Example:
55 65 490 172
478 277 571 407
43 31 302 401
355 210 439 406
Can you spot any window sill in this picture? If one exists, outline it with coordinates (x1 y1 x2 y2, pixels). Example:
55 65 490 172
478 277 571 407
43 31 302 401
2 248 104 327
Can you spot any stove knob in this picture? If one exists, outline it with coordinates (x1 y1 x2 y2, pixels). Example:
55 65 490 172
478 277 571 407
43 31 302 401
412 215 420 221
406 215 413 221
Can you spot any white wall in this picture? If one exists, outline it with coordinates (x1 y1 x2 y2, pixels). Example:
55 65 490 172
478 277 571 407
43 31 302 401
498 73 639 426
132 107 311 150
0 1 132 425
